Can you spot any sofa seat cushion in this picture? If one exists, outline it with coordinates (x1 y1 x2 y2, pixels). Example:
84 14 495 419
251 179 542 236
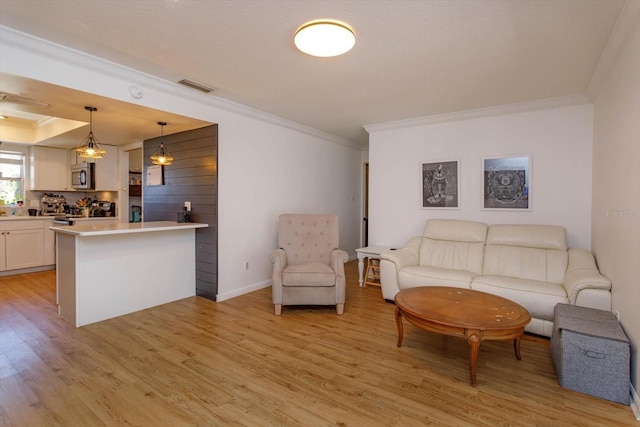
472 275 568 321
283 262 335 287
399 266 474 289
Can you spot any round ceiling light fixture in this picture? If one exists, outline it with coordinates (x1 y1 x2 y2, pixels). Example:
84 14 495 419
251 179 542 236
294 20 356 57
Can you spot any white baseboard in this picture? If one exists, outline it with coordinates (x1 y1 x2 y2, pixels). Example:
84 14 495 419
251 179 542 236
0 264 54 277
216 280 271 302
631 383 640 421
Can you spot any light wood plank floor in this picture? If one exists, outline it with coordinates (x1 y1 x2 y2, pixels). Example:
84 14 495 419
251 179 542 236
0 262 636 426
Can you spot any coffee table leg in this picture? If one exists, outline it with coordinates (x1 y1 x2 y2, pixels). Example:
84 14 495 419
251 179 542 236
468 334 480 387
395 307 404 347
514 336 522 360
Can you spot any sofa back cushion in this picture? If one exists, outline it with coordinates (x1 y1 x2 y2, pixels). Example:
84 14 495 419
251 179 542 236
419 219 488 274
278 214 338 266
483 224 568 284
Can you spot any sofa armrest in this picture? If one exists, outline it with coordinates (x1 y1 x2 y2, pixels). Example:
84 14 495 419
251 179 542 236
379 236 421 300
380 236 421 269
563 247 611 305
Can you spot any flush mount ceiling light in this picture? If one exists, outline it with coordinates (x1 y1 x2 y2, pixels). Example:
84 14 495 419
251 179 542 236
150 121 174 166
294 20 356 57
74 106 106 159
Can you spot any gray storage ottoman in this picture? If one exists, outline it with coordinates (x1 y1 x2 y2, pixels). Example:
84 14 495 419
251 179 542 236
551 304 630 404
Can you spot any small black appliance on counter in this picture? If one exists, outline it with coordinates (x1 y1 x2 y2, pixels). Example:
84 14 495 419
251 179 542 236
91 201 116 217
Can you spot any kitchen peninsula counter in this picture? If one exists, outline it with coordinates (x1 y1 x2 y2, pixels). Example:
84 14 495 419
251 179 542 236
50 220 206 236
53 221 208 327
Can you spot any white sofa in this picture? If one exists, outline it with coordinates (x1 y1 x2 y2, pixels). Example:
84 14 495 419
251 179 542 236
379 219 612 337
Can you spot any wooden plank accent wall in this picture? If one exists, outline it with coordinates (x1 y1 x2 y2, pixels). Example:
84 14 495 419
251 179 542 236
143 125 218 300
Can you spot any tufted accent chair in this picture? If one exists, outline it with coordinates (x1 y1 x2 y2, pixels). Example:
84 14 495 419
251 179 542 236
270 214 348 315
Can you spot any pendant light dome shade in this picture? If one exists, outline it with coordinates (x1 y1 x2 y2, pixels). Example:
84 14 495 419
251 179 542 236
75 106 106 159
294 20 356 57
150 121 174 166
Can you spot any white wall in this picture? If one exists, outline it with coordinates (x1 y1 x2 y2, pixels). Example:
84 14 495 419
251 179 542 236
217 113 362 300
366 102 594 249
0 27 363 302
591 22 640 399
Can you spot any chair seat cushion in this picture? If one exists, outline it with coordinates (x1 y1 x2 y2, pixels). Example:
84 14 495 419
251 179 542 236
283 262 336 287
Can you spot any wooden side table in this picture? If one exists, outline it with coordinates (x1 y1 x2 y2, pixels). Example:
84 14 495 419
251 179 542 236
355 246 391 287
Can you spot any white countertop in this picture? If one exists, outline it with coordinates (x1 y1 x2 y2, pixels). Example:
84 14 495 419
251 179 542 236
0 215 117 221
50 221 208 236
0 215 56 221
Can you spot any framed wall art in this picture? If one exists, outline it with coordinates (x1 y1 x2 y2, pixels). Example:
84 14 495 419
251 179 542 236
421 160 459 209
146 164 164 186
483 155 531 210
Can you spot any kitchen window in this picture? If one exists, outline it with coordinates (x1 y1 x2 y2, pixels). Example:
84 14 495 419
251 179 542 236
0 151 25 204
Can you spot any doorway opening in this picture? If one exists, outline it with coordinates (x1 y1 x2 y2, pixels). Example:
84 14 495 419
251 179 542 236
128 148 142 222
362 162 369 247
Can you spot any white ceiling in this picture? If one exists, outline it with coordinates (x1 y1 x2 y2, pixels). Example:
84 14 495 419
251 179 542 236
0 0 627 146
0 74 212 148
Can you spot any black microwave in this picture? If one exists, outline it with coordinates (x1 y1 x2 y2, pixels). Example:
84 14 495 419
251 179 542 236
70 162 95 190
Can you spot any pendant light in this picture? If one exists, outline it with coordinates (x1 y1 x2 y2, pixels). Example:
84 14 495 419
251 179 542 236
75 106 107 159
150 121 173 166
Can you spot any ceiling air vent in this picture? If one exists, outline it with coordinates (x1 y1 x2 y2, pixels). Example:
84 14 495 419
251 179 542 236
177 79 214 93
0 93 50 107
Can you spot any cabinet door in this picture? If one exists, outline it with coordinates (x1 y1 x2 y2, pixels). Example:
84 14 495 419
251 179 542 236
0 233 6 271
30 146 69 191
43 219 56 265
94 145 119 191
5 229 45 270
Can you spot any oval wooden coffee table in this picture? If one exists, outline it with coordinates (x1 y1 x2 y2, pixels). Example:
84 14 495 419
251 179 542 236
394 286 531 387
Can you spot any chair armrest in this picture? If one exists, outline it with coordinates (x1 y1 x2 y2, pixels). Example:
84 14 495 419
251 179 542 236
330 249 349 273
331 249 349 304
270 249 287 283
270 248 287 305
563 247 611 304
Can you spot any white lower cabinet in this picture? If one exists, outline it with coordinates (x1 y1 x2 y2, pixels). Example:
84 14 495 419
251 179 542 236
5 229 45 270
1 220 45 271
0 233 5 271
0 218 119 274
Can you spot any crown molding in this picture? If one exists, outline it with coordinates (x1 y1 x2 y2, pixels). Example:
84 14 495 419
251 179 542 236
586 1 640 101
363 94 591 134
0 25 359 150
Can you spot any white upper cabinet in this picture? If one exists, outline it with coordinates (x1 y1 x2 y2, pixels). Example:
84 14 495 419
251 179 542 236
31 144 119 192
29 146 69 191
70 144 119 191
93 145 119 191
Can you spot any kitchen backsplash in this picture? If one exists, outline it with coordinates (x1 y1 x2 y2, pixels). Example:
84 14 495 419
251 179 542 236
1 190 119 217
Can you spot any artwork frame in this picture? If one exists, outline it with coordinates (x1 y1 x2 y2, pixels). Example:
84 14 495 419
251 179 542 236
146 164 164 186
420 160 460 209
483 155 531 210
